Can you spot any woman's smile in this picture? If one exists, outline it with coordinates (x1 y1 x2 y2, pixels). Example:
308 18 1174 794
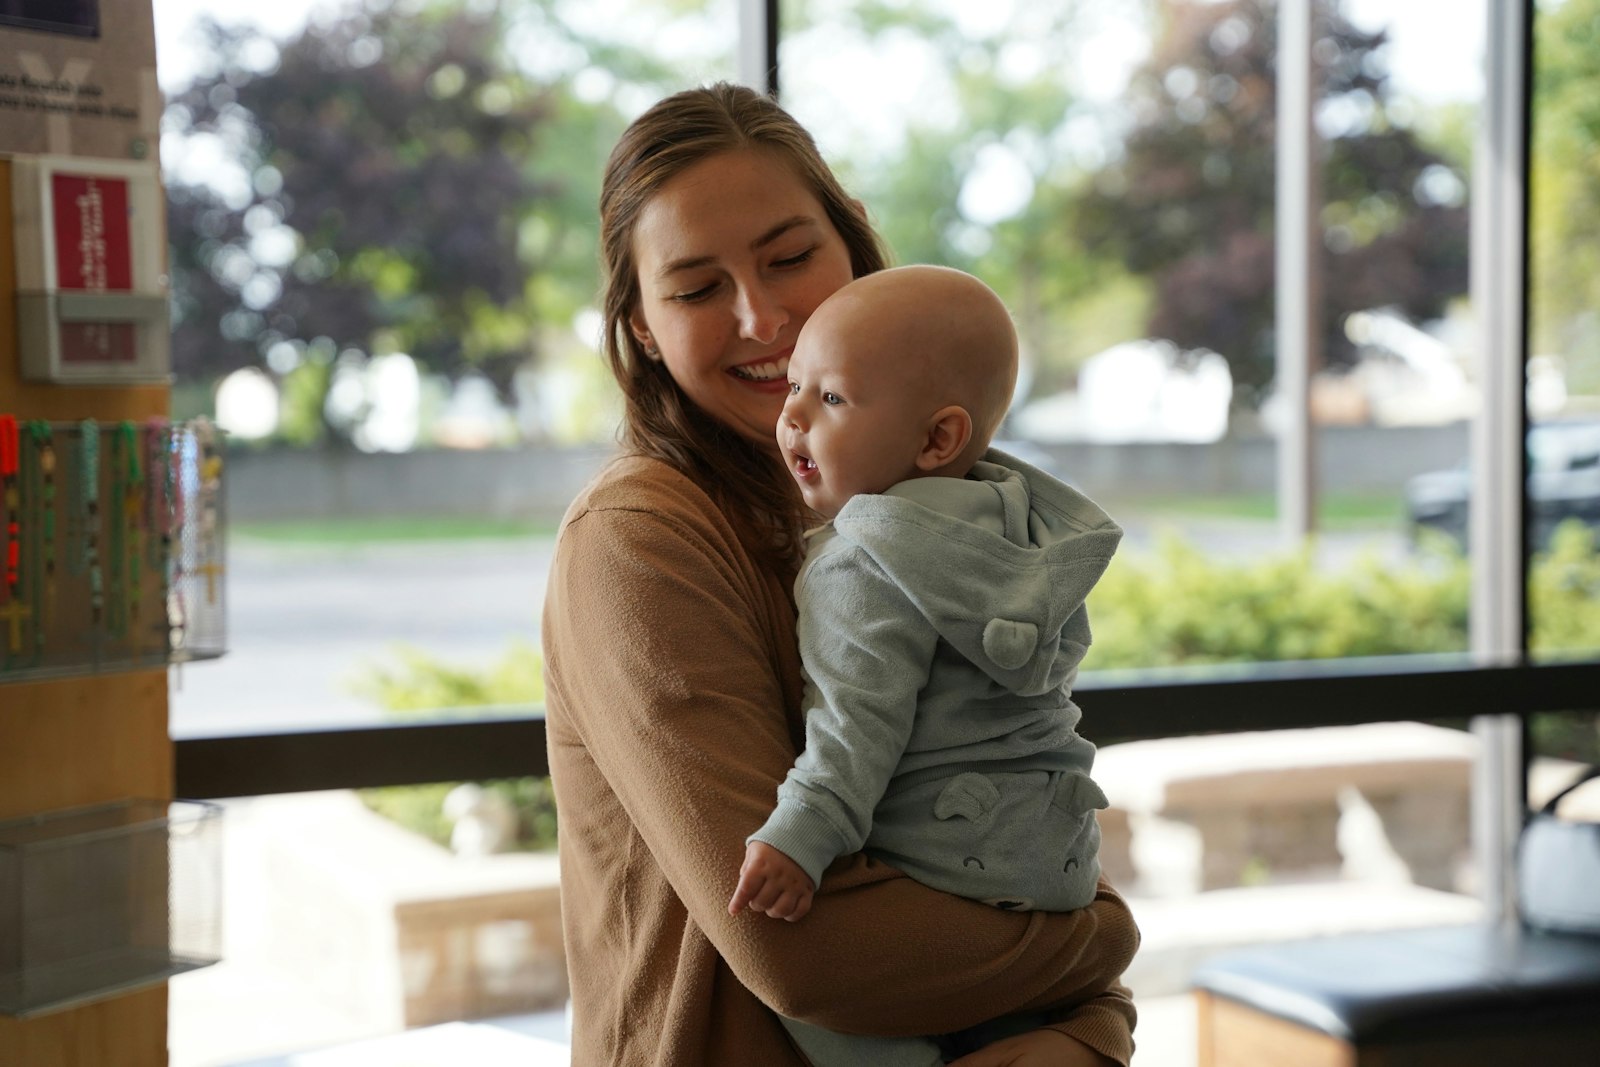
729 351 792 388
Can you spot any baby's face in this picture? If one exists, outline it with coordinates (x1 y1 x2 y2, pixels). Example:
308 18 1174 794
777 306 934 520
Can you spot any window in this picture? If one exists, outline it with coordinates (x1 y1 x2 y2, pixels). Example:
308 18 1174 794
783 0 1482 673
161 1 1600 1063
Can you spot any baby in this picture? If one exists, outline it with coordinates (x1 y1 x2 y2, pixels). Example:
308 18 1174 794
728 265 1125 1066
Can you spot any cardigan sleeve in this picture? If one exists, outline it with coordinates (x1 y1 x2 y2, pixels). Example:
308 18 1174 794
1043 970 1139 1065
544 485 1139 1039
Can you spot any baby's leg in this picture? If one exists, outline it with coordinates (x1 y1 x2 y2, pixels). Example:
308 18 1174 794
938 1008 1055 1059
871 768 1105 912
781 1016 945 1067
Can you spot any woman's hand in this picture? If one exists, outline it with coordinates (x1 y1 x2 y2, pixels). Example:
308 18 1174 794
947 1030 1120 1067
729 841 815 921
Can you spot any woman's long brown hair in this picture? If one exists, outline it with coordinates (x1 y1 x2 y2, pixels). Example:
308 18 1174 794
598 83 888 574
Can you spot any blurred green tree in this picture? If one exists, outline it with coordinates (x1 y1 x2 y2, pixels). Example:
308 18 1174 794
1071 0 1471 411
788 0 1150 396
1531 0 1600 396
163 1 655 444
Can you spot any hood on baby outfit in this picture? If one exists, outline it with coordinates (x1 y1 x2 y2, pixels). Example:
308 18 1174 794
827 447 1122 698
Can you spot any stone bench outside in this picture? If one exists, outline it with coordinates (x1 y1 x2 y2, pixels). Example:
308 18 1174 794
247 791 567 1030
1094 722 1478 893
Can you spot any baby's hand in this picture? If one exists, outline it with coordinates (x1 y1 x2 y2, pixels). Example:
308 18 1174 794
729 841 815 921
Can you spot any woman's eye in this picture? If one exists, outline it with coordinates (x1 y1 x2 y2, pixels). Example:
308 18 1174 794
823 391 844 406
672 283 716 303
773 247 816 269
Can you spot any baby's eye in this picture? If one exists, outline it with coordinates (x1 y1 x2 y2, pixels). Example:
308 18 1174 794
823 391 844 406
788 380 800 395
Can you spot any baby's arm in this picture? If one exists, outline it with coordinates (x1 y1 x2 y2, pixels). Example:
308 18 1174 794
729 840 815 921
746 548 938 887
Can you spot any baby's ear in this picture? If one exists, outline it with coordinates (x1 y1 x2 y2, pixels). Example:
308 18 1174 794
917 405 972 471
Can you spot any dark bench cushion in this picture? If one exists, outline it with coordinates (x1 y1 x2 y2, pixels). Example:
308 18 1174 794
1191 923 1600 1044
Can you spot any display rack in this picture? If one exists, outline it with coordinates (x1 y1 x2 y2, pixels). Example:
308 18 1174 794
0 417 226 683
0 798 223 1019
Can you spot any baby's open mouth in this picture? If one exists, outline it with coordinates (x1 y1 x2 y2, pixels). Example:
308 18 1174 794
793 453 817 474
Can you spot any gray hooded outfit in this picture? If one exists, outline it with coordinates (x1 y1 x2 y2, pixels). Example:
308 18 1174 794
752 450 1122 1067
750 449 1121 915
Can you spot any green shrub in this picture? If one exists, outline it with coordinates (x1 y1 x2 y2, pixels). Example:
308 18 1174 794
350 639 544 716
1528 523 1600 762
1529 523 1600 659
1085 535 1471 667
1085 522 1600 762
360 777 559 853
351 640 556 852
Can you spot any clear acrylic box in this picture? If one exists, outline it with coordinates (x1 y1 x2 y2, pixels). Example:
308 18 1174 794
0 799 222 1018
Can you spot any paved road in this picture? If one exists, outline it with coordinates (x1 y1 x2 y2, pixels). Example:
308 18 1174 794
170 537 555 737
171 519 1409 738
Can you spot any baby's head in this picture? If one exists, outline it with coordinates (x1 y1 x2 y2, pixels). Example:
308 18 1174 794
778 265 1018 519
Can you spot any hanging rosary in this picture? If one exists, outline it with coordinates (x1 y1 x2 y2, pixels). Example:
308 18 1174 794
0 418 210 675
17 422 55 664
192 418 224 607
0 414 30 658
107 421 144 642
145 419 171 572
76 422 104 630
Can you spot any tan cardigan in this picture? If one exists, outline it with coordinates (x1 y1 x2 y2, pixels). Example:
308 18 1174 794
544 456 1140 1067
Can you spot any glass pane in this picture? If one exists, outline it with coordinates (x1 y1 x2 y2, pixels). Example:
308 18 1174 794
782 0 1481 674
167 784 566 1066
1527 0 1600 772
154 0 736 737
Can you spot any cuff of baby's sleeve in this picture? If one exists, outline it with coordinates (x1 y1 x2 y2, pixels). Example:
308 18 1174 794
746 800 847 888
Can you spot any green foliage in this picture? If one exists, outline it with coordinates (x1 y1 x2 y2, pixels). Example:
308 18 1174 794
164 0 700 444
786 0 1123 391
361 777 559 853
1529 522 1600 659
1529 522 1600 764
1531 0 1600 396
235 516 554 544
166 5 558 398
1072 0 1470 408
1087 522 1600 671
1085 536 1471 668
350 640 544 716
1086 523 1600 764
352 641 555 851
274 359 332 447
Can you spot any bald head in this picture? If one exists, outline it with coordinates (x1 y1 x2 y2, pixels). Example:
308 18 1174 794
807 265 1019 470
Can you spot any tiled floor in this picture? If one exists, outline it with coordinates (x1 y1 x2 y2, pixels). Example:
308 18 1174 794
218 997 1201 1067
229 1016 570 1067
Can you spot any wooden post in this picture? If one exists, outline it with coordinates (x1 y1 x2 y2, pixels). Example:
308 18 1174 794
0 151 173 1064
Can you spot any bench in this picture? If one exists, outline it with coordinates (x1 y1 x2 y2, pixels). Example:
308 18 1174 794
1095 723 1476 893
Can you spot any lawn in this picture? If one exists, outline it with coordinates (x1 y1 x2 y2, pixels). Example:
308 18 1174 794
232 516 560 543
1114 491 1406 528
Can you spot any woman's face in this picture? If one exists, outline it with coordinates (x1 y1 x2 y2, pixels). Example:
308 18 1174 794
628 149 856 450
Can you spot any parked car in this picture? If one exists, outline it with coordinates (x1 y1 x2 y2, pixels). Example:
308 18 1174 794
1405 419 1600 550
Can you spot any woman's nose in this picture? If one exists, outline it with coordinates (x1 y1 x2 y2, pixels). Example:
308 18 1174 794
736 284 787 344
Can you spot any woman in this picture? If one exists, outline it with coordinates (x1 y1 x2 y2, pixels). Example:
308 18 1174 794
543 83 1140 1066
